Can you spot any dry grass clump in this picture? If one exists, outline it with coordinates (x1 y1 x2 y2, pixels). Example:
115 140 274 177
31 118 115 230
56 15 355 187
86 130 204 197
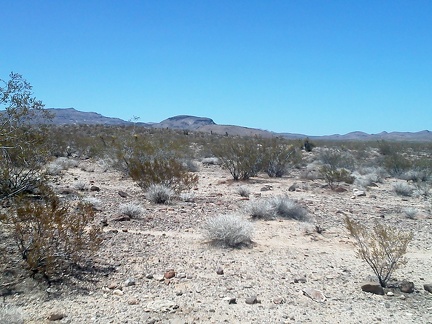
402 207 418 219
203 214 254 248
393 182 414 197
248 196 309 221
146 184 175 204
82 197 102 210
119 203 145 218
0 305 24 324
179 192 195 202
237 186 251 197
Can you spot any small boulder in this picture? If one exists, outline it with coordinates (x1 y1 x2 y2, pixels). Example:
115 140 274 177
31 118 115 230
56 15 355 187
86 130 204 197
399 281 414 293
164 270 176 279
48 313 66 321
302 288 326 302
424 284 432 293
361 282 384 295
118 190 129 198
90 185 100 192
216 267 224 275
245 295 260 304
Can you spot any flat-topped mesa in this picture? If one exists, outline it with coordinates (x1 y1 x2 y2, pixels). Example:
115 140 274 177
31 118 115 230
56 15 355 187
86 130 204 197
156 115 216 130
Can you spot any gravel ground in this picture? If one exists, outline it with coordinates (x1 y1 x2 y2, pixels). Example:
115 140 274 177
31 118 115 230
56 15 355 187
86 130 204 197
1 160 432 324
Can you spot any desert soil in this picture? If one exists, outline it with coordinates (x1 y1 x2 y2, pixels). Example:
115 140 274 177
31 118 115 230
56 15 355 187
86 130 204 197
1 156 432 324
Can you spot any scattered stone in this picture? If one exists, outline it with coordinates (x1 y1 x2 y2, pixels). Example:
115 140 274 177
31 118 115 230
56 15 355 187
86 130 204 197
334 187 347 193
228 297 237 304
118 190 129 198
48 313 66 321
177 273 187 279
144 300 179 313
90 185 100 192
216 267 224 275
272 297 285 304
100 218 108 226
294 277 307 283
399 281 414 293
145 274 154 279
288 184 297 192
361 282 384 295
260 185 273 192
387 291 394 296
353 189 366 197
113 289 124 296
128 298 140 305
124 278 136 287
302 288 326 302
107 282 118 290
245 295 259 304
111 215 131 222
164 270 176 279
424 284 432 293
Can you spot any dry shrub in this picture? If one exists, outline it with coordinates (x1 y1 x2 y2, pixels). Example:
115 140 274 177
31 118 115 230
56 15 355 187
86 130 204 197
345 217 413 287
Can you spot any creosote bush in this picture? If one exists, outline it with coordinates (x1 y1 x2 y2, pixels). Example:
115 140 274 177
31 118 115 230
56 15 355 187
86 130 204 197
128 157 198 193
1 189 102 279
203 214 253 248
345 217 413 287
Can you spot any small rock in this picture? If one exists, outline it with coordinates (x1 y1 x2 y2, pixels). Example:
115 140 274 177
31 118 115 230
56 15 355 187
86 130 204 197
100 218 108 226
113 289 124 296
128 298 140 305
353 189 366 197
272 297 285 304
124 278 136 287
111 215 131 222
387 291 394 296
177 273 186 279
118 190 129 198
294 277 307 283
48 313 65 321
424 284 432 293
302 288 326 302
361 282 384 295
399 281 414 293
164 270 176 279
288 184 297 192
145 274 154 279
145 300 179 313
260 185 273 192
90 185 100 192
227 297 237 304
216 267 224 275
245 295 259 304
107 282 118 290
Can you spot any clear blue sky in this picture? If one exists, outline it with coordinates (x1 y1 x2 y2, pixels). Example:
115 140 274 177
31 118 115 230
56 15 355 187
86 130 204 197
1 1 431 135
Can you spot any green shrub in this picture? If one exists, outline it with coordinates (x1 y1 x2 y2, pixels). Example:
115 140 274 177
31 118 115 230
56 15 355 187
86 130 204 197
319 165 354 189
345 217 413 287
262 138 300 178
211 137 264 180
128 157 198 192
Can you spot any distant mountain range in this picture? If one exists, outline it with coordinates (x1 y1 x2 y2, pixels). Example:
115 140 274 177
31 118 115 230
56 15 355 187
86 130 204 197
38 108 432 142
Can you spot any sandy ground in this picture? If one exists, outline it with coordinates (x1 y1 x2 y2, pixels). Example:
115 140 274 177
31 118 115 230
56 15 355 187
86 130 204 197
1 157 432 324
